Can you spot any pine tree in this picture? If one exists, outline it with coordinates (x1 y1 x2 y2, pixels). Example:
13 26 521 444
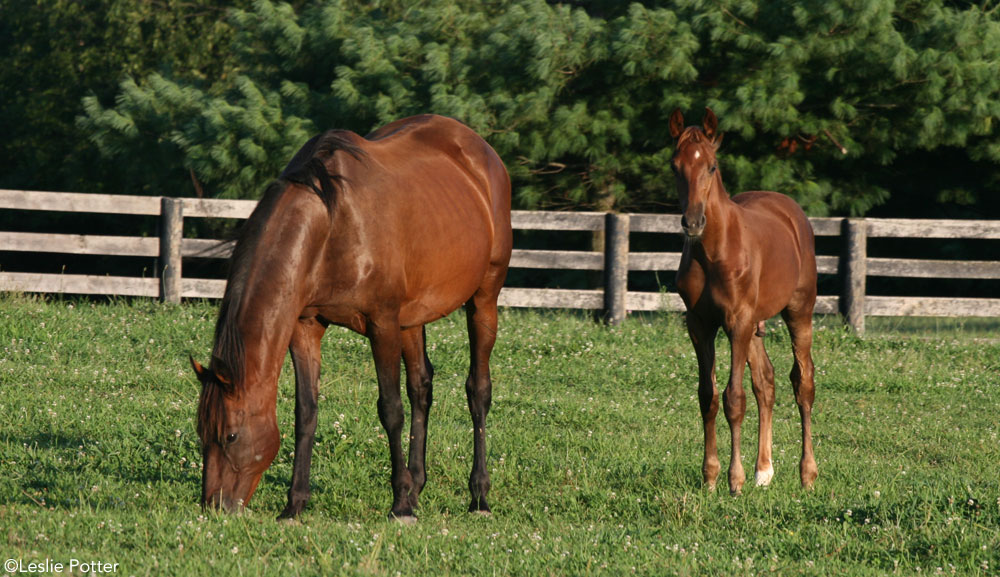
67 0 1000 217
0 0 247 194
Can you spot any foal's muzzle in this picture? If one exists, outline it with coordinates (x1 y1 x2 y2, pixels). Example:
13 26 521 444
681 213 706 238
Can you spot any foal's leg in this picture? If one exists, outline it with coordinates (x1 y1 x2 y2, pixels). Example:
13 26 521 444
464 290 500 513
723 320 755 495
747 335 776 486
402 325 434 509
279 317 327 520
687 316 720 490
368 316 415 521
782 308 819 488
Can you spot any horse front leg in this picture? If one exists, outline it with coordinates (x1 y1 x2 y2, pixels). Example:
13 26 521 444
279 317 327 520
724 320 754 495
368 317 415 521
402 326 434 510
687 315 720 490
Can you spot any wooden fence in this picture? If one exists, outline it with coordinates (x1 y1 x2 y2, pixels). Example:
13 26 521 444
2 189 999 334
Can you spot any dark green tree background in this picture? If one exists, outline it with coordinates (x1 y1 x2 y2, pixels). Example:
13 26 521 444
4 0 1000 218
0 0 250 196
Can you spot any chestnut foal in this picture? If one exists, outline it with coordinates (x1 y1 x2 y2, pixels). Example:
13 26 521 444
669 108 818 494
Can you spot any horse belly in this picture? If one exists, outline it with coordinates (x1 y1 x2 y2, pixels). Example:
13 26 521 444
398 230 492 328
735 194 812 314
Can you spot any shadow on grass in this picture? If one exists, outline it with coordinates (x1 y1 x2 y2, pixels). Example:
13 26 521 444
7 431 202 510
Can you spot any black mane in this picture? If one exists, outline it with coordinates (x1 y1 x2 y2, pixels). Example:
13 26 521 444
279 129 366 213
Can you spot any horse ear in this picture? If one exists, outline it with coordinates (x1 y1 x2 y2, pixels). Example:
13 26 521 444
211 356 233 387
702 107 718 140
190 356 208 382
713 131 725 150
669 108 685 139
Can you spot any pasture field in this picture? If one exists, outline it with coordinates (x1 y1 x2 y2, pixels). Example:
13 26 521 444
0 295 998 576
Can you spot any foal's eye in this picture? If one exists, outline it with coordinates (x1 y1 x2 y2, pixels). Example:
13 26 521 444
708 163 717 175
226 433 238 445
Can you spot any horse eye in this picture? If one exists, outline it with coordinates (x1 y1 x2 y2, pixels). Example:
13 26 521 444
708 164 717 174
226 433 238 445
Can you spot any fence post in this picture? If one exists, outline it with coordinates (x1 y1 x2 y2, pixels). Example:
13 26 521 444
840 218 867 335
159 197 183 304
603 212 630 325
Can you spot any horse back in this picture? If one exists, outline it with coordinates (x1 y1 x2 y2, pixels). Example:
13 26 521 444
353 114 511 254
361 114 510 223
733 190 817 307
734 189 811 232
318 115 511 328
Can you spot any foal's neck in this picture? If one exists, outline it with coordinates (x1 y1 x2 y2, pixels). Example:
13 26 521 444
695 174 738 256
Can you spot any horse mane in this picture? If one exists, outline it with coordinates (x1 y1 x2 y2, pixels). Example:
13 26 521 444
279 129 366 213
198 130 366 441
676 126 707 147
197 371 230 443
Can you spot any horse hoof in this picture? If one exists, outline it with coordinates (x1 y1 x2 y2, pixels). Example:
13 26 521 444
470 509 492 518
755 466 774 487
391 514 418 525
800 461 818 489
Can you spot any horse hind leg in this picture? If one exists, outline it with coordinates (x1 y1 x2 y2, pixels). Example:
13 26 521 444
402 326 434 510
782 307 818 488
464 285 501 514
747 334 776 487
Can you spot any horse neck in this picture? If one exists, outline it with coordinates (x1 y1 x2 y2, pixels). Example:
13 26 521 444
239 291 302 392
694 174 739 260
216 189 329 393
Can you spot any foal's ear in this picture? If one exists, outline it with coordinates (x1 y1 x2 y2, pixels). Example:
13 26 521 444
703 107 724 149
702 107 718 140
669 108 685 139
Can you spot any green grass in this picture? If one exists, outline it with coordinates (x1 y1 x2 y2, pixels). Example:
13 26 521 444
1 295 998 576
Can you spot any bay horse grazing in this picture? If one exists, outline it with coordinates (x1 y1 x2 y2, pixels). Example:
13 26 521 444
669 108 818 495
191 114 512 521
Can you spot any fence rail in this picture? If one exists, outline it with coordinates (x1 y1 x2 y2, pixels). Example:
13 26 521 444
2 189 999 334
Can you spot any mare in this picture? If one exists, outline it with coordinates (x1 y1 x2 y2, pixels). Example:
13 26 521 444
668 108 818 494
191 114 512 521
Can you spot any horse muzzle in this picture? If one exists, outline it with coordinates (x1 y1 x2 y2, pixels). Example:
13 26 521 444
202 491 244 513
681 212 706 239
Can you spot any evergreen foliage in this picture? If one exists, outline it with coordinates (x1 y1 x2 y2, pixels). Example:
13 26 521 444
6 0 1000 216
0 0 247 194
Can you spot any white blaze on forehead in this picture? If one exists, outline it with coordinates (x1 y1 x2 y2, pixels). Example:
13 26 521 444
694 150 701 159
